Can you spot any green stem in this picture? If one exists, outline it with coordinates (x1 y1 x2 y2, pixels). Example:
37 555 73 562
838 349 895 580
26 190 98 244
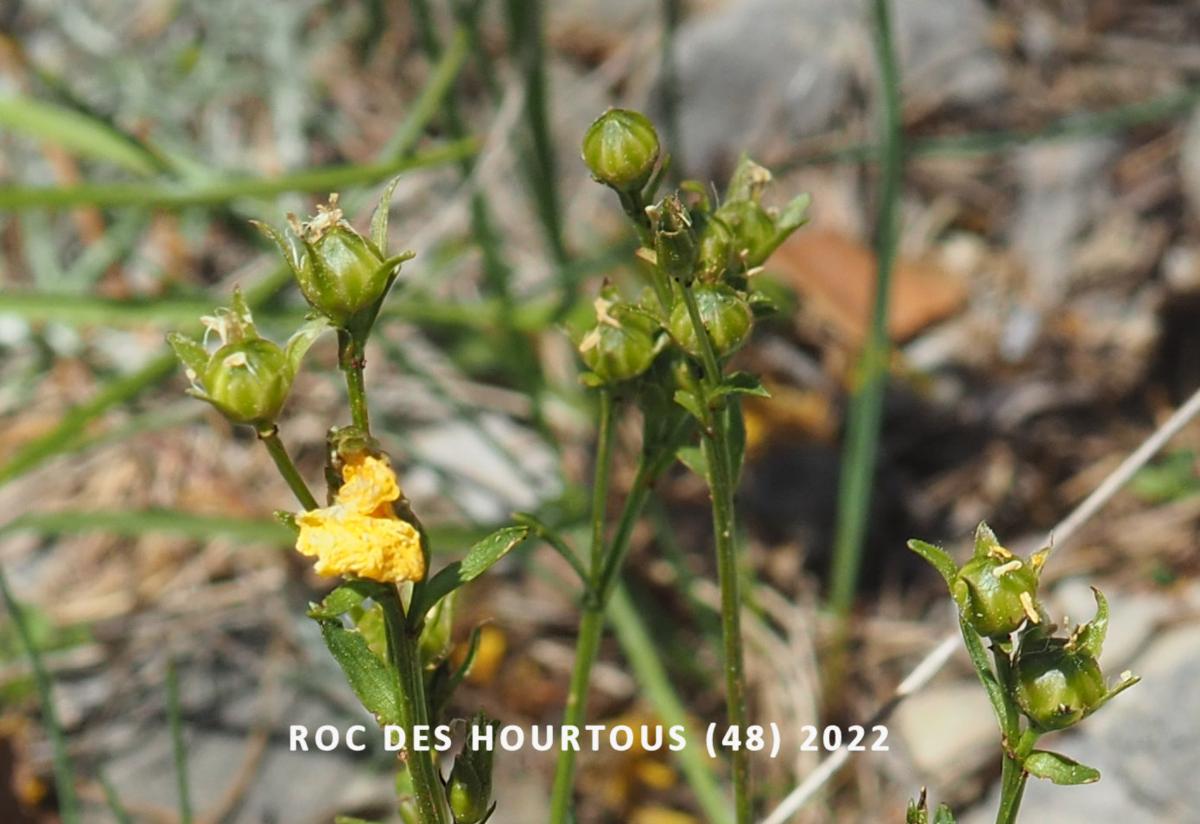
257 427 319 510
996 730 1039 824
338 331 371 434
827 0 903 617
548 391 616 823
382 591 450 824
679 286 751 822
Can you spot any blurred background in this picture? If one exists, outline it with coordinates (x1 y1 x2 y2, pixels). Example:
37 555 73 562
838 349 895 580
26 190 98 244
2 0 1200 822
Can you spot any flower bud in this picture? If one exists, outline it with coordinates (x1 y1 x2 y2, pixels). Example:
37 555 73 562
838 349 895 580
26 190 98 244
582 109 660 193
420 590 455 668
578 294 659 384
447 712 499 824
951 523 1046 638
1014 588 1138 731
255 194 412 328
647 194 698 284
168 289 327 429
668 284 753 358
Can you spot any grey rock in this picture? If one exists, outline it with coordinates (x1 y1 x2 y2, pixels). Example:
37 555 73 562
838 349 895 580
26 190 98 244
664 0 1003 174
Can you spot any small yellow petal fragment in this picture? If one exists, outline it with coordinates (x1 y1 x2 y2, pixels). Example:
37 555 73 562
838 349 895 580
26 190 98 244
1019 591 1040 624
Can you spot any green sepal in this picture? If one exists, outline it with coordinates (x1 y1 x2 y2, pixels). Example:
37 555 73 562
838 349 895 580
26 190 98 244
250 219 302 278
973 521 1001 559
932 804 956 824
285 316 331 377
907 539 958 588
1024 750 1101 785
411 526 530 619
166 332 208 377
1068 587 1108 659
370 175 405 255
315 617 401 725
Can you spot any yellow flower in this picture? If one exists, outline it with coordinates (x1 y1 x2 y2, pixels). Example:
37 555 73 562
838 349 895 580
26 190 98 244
296 454 425 583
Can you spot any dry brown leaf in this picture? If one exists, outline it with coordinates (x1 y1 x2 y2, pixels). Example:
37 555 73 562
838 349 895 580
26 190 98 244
770 229 968 345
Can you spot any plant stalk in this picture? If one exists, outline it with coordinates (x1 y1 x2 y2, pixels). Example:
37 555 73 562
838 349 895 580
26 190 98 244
548 390 616 822
383 591 450 824
338 332 371 434
680 286 751 823
258 426 319 510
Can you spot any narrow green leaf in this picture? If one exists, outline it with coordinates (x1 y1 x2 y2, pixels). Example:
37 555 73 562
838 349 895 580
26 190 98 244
672 389 706 423
1024 750 1101 785
0 95 158 176
676 445 707 478
307 580 389 621
317 619 401 725
713 372 771 399
415 526 530 615
906 539 958 587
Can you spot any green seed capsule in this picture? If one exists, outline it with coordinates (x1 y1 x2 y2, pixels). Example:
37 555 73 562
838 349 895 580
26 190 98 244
202 338 293 426
581 109 660 193
579 299 658 383
668 284 753 358
295 201 387 325
695 216 734 282
168 289 328 430
950 523 1046 638
1014 639 1107 731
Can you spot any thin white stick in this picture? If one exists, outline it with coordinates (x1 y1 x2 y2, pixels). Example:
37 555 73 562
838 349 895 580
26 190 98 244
760 385 1200 824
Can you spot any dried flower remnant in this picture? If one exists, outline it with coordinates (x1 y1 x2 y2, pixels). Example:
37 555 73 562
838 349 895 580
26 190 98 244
296 453 425 583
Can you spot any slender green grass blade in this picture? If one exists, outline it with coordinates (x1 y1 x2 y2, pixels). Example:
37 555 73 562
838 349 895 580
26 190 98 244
0 510 294 544
99 770 133 824
608 585 734 824
0 564 80 823
0 140 476 210
0 95 160 176
166 659 193 824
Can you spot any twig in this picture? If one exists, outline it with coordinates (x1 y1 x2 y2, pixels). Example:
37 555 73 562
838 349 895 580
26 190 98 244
760 384 1200 824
